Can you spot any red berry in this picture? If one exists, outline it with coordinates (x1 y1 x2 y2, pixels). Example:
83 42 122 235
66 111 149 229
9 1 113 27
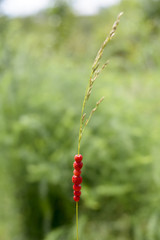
73 161 83 170
72 175 82 184
73 169 81 176
74 154 83 162
73 196 80 202
73 184 81 191
74 191 81 197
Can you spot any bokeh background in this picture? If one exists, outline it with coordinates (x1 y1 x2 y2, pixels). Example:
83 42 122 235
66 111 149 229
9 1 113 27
0 0 160 239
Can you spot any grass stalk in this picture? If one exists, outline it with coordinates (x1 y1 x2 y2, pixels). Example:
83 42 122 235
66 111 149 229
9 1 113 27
76 12 123 240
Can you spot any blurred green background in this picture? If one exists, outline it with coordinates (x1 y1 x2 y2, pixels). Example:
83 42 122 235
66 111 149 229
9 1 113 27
0 0 160 239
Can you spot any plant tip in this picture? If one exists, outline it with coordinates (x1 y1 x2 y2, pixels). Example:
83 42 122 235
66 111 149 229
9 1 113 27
119 12 124 17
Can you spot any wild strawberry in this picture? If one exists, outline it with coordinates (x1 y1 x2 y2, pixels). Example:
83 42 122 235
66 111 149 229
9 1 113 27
73 196 80 202
74 191 81 197
73 169 81 176
72 175 82 184
73 184 81 191
73 161 83 171
74 154 83 162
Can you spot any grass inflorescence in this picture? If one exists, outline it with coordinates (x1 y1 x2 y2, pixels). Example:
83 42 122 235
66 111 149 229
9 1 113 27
77 12 123 155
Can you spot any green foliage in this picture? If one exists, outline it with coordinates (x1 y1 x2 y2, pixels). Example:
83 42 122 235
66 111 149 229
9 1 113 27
0 1 160 240
141 0 160 21
46 0 75 48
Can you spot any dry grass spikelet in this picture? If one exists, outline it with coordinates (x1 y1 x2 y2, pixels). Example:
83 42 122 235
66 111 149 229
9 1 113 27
77 12 123 154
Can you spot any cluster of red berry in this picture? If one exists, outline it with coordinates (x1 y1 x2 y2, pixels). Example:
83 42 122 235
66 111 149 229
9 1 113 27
72 154 83 202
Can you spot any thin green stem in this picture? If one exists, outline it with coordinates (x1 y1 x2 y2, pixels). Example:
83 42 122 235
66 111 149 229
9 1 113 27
76 202 79 240
78 73 93 154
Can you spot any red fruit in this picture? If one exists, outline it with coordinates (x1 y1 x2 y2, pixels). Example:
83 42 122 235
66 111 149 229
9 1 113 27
73 169 81 176
73 184 81 191
74 191 81 197
72 175 82 184
74 154 83 162
73 161 83 170
73 196 80 202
